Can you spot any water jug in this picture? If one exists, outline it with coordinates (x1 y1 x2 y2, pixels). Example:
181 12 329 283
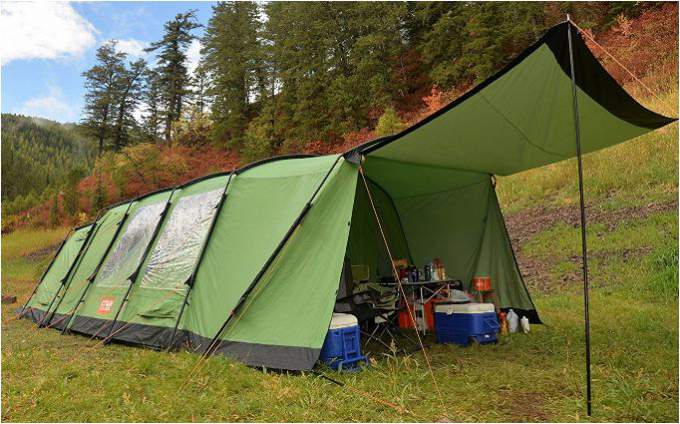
507 309 519 333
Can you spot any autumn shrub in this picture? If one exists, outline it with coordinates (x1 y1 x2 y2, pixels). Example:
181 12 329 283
375 106 405 137
241 115 275 163
172 110 213 147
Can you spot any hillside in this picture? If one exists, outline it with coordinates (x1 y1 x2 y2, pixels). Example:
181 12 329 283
1 114 96 215
1 2 676 235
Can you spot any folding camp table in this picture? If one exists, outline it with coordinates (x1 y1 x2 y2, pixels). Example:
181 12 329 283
379 279 461 334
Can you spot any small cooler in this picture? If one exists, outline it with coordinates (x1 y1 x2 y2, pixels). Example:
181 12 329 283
434 303 499 346
319 313 368 371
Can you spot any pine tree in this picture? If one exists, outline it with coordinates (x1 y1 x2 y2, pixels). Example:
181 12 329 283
81 42 127 156
63 168 85 217
142 69 163 142
112 59 147 151
145 11 201 144
202 1 262 146
49 190 60 227
190 65 211 114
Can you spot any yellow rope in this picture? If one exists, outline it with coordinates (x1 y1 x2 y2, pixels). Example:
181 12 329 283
358 165 445 403
569 18 677 116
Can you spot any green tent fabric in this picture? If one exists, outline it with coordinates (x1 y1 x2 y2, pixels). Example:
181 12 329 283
352 22 674 174
67 190 173 336
21 21 674 371
22 224 93 323
46 203 130 330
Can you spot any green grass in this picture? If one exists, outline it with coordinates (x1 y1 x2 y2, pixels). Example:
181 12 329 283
2 91 678 421
1 227 70 260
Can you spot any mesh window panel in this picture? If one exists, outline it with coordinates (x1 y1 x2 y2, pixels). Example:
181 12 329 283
97 202 165 287
139 189 222 291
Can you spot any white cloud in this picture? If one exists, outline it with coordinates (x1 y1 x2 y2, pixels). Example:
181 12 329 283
186 39 202 75
115 39 148 59
18 86 77 122
0 2 97 66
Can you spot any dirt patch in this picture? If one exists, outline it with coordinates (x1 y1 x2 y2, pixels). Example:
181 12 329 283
497 388 549 422
23 243 61 261
505 199 677 247
505 200 676 292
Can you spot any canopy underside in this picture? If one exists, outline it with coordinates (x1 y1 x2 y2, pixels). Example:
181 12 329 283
353 21 675 176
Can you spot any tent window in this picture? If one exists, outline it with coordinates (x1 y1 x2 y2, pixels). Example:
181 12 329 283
97 202 165 287
139 188 222 291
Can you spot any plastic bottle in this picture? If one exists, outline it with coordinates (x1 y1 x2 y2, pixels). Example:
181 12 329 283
520 316 530 333
507 309 519 333
499 312 509 336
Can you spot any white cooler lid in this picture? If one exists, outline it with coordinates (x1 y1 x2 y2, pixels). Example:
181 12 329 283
435 303 495 314
329 313 358 329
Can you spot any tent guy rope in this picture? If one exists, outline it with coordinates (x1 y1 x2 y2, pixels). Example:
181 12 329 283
358 164 445 404
570 18 676 116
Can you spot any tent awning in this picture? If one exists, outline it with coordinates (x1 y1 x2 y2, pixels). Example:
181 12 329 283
351 21 675 176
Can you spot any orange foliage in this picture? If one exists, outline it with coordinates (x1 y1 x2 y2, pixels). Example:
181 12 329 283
584 3 678 87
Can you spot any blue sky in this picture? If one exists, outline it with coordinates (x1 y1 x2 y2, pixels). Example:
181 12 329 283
1 1 216 123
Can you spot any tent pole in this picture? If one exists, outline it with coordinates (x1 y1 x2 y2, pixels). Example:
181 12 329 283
199 155 342 359
40 215 102 327
18 228 73 320
62 201 135 335
103 189 177 344
166 172 235 350
567 15 592 417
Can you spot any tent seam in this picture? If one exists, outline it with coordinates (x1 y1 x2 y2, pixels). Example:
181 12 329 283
478 92 568 160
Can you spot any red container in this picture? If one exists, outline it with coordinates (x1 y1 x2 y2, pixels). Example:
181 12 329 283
398 307 415 329
472 276 492 292
420 297 446 330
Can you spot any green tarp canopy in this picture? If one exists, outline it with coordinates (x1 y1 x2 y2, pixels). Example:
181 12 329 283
20 21 674 371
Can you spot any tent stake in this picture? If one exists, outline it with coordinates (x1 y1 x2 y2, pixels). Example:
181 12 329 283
18 228 73 320
166 172 235 350
567 16 593 417
103 189 177 344
61 201 135 334
40 217 102 327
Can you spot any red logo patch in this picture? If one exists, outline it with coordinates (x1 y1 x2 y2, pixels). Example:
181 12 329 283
97 297 115 314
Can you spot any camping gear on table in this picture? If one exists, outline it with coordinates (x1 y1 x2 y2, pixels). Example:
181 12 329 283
507 309 519 333
472 276 492 292
434 303 499 346
448 289 471 304
472 276 494 303
320 313 368 371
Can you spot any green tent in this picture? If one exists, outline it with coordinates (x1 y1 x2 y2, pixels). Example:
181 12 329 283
20 21 674 371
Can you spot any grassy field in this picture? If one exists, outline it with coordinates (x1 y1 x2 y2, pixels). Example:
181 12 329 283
2 90 678 421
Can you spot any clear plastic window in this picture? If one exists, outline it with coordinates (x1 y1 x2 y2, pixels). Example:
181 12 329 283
97 202 166 287
139 189 222 291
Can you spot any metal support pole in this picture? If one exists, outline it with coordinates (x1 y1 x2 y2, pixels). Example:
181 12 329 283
567 15 592 417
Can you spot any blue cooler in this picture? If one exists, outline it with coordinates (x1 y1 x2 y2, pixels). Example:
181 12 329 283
319 313 368 371
434 303 499 346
